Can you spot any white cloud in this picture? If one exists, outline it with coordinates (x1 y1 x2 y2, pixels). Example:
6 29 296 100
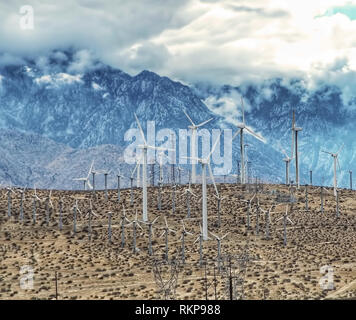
1 0 356 104
35 73 83 88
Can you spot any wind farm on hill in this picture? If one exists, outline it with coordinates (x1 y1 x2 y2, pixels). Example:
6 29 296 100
0 102 355 300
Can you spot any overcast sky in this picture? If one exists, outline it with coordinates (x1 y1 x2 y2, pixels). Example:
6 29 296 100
1 0 356 105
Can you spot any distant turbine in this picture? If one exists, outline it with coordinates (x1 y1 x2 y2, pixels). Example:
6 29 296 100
291 111 302 189
232 97 266 184
279 146 294 185
73 160 94 190
321 143 344 197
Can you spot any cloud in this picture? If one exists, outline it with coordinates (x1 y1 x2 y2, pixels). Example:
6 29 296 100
34 73 83 88
204 89 253 126
0 0 356 106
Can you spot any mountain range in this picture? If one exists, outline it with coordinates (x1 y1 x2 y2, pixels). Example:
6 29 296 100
0 53 355 189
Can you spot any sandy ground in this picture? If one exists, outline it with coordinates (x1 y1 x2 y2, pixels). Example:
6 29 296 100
0 183 355 300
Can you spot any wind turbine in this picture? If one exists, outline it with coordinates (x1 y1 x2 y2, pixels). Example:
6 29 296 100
321 143 344 197
73 160 94 190
160 217 177 261
126 209 143 254
184 132 221 240
210 231 229 272
279 146 293 185
180 220 194 264
183 110 213 184
291 111 302 189
232 97 266 184
276 205 294 247
140 216 159 256
134 113 171 222
183 178 197 218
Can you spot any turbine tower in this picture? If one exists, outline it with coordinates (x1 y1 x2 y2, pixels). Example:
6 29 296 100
321 144 344 197
292 111 302 189
182 110 213 184
184 132 221 240
232 97 265 184
134 113 170 222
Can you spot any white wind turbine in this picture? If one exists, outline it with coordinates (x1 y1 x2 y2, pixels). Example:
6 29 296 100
184 132 221 241
321 144 344 197
291 111 302 189
232 97 266 184
134 113 171 222
183 110 213 184
279 145 294 185
73 160 94 190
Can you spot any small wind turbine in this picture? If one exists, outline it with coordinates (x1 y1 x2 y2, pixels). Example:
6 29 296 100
120 205 131 248
321 143 344 197
279 145 294 185
183 177 197 218
126 209 143 254
134 113 171 222
103 170 111 201
140 216 159 256
160 217 177 261
116 168 126 203
6 187 15 218
232 97 266 184
32 186 41 224
194 224 205 267
183 110 213 184
180 220 194 264
213 190 226 228
276 205 294 246
73 160 94 190
210 231 229 272
19 187 26 222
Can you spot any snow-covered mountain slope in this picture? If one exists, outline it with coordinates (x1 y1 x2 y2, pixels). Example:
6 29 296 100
198 80 356 188
1 53 354 189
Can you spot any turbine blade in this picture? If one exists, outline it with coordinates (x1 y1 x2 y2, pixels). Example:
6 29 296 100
183 110 195 127
207 131 222 160
337 143 344 155
134 113 147 145
209 231 218 240
245 127 266 143
196 118 213 128
131 161 139 177
279 145 289 159
87 160 94 178
208 163 219 197
221 233 229 240
232 129 241 141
